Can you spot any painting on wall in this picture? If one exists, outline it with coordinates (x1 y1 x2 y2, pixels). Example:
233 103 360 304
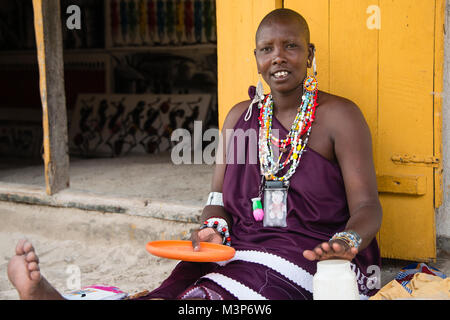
69 93 212 157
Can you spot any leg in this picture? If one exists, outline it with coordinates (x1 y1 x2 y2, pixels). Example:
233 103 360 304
7 239 65 300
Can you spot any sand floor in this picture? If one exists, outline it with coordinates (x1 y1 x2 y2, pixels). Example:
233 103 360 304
0 201 186 300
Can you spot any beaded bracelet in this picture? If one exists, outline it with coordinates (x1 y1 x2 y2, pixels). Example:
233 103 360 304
199 217 231 246
330 230 362 250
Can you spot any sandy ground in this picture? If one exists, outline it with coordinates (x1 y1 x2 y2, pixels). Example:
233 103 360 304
0 200 191 300
0 232 180 300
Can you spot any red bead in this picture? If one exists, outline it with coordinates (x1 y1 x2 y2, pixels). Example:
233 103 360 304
222 227 227 232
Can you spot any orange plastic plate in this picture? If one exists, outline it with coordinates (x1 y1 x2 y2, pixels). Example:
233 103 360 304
146 240 235 262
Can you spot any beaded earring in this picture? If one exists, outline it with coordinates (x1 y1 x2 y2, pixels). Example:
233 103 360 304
304 47 318 93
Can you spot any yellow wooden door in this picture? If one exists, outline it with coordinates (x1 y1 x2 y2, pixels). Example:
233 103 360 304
217 0 445 261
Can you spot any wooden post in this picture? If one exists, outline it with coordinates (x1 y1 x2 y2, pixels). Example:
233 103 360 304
32 0 70 195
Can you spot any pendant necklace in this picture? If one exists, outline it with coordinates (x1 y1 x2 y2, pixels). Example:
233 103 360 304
252 75 319 227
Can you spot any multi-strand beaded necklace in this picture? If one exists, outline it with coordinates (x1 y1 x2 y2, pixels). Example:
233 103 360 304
257 76 318 183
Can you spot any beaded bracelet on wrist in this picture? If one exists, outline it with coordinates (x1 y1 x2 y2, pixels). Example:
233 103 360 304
200 217 231 246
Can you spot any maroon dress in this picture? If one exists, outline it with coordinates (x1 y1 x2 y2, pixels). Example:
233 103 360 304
137 97 381 300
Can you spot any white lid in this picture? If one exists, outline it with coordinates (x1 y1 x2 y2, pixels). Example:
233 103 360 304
316 259 351 273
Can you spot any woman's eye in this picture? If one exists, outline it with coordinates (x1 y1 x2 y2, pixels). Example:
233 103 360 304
287 43 297 49
261 47 272 53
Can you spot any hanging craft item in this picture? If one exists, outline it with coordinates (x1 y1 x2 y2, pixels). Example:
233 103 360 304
166 0 177 44
109 0 216 47
147 0 159 44
184 0 195 44
203 0 214 42
194 0 207 43
128 0 140 45
120 0 129 45
256 75 319 227
139 0 151 45
176 0 187 43
157 0 169 45
111 0 123 46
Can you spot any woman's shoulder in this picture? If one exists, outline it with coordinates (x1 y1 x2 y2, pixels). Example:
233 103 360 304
222 99 253 131
316 90 372 145
317 91 367 126
318 91 360 112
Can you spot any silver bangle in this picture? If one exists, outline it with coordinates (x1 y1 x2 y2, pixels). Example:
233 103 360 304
330 230 362 249
206 192 224 206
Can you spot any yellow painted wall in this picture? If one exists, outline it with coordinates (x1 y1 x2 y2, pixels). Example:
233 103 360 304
216 0 445 261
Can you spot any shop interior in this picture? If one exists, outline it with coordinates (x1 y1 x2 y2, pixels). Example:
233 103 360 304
0 0 217 204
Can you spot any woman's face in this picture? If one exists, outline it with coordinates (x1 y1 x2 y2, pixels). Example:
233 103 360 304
255 19 313 95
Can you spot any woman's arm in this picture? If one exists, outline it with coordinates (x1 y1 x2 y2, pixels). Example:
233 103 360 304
191 100 252 250
304 98 382 261
333 99 382 251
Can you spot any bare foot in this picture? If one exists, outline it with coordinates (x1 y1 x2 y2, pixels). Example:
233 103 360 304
7 239 64 300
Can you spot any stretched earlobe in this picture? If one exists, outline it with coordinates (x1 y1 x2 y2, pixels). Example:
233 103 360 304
312 48 317 76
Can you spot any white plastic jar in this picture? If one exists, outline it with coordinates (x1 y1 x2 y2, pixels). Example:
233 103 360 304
313 259 360 300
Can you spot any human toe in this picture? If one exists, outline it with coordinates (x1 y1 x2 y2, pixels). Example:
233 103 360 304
23 241 35 254
25 251 39 264
29 270 41 281
27 261 40 272
15 239 28 255
27 262 41 281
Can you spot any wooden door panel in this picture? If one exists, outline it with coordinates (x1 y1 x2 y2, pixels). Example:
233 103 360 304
283 0 441 260
377 0 436 260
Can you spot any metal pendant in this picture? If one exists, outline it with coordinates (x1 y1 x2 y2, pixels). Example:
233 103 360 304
263 180 288 228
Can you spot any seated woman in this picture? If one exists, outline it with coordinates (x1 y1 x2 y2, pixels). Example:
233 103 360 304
7 8 382 300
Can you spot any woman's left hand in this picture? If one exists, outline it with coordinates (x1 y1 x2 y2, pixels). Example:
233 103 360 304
303 239 358 261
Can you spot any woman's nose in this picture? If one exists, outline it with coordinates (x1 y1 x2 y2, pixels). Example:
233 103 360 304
272 48 287 65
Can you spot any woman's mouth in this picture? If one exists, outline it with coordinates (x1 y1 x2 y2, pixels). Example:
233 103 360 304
272 71 290 80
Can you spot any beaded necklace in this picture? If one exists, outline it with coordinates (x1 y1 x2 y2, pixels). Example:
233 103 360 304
257 76 318 183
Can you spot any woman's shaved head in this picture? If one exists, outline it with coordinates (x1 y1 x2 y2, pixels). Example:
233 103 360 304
256 8 310 44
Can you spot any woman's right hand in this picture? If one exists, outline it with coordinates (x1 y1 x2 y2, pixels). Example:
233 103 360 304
190 227 223 251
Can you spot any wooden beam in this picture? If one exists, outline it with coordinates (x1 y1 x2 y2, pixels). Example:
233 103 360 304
32 0 70 195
